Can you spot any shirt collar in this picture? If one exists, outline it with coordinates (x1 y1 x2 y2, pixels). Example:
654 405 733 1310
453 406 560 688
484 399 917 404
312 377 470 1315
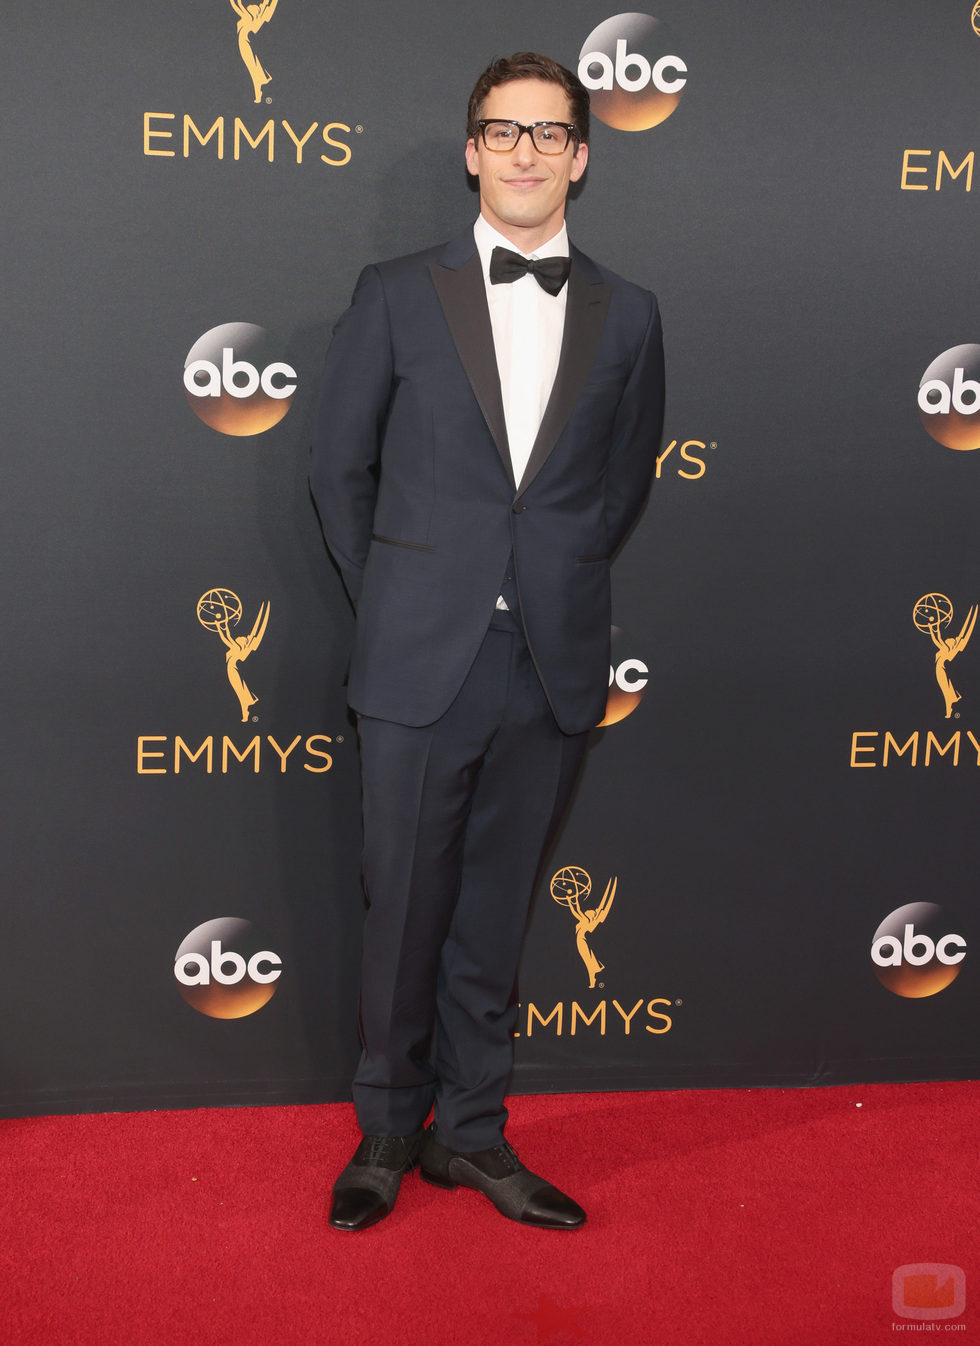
473 216 569 282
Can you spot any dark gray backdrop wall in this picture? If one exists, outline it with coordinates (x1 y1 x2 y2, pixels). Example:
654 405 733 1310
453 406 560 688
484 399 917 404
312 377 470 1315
3 2 977 1118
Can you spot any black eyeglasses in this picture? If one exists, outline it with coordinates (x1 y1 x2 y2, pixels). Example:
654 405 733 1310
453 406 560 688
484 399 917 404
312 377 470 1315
475 120 580 155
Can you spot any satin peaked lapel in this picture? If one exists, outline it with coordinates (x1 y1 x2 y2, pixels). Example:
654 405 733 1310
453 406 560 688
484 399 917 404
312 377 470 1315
516 257 612 500
428 251 514 490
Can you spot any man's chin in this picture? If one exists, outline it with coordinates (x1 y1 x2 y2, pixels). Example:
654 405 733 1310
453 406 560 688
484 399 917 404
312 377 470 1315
494 206 559 235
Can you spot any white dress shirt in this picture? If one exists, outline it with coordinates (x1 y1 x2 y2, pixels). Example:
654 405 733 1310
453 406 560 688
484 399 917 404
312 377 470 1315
473 215 569 489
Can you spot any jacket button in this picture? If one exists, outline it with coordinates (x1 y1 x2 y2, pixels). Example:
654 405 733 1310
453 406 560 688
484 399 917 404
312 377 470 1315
512 502 527 513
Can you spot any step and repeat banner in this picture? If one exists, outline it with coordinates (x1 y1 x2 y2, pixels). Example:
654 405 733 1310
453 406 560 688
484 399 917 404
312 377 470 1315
3 2 977 1117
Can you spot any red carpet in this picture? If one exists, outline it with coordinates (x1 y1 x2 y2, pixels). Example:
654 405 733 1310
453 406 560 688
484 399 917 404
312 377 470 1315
2 1083 975 1345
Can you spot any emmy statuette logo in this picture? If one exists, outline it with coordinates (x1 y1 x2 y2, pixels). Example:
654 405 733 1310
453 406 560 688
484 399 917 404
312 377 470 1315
913 594 976 719
229 0 279 103
198 588 270 721
972 2 980 38
142 6 354 167
848 590 980 768
551 866 617 989
135 582 337 777
519 865 673 1039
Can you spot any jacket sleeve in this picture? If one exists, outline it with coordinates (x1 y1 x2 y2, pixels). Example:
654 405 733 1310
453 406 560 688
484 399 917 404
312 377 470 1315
309 265 394 607
603 292 665 555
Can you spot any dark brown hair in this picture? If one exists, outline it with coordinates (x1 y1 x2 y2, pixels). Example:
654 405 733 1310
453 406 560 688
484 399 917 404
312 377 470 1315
467 52 590 146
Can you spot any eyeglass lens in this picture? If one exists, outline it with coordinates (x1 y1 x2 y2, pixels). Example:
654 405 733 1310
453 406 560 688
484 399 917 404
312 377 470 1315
481 122 571 154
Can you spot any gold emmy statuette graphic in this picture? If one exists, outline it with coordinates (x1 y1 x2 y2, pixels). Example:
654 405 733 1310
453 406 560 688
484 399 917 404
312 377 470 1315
913 593 977 719
229 0 279 103
197 588 270 721
551 866 617 989
973 2 980 38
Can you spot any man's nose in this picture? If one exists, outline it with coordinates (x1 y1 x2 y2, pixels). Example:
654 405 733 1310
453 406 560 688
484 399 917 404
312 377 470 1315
511 128 538 163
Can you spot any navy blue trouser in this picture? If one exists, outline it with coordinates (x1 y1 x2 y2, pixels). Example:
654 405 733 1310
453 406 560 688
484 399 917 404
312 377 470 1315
352 607 589 1150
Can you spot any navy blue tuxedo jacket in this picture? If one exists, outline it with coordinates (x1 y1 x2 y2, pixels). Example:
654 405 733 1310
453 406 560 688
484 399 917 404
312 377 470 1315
310 226 664 734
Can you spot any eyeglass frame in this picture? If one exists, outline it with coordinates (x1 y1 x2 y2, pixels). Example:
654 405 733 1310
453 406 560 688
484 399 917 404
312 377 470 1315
474 120 581 155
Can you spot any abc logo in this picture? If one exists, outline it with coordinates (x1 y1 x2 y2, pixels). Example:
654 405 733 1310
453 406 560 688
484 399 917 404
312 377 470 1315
174 917 282 1018
871 902 966 998
917 344 980 451
598 625 649 726
183 322 297 436
578 13 687 131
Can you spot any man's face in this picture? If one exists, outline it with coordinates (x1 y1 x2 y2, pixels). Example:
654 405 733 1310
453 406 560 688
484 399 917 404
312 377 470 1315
465 78 589 251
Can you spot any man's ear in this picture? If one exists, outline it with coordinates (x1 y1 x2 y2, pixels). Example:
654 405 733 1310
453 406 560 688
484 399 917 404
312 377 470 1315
570 141 589 183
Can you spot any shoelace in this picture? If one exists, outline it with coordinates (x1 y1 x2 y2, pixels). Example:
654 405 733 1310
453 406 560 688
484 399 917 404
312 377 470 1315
485 1141 521 1172
359 1134 411 1168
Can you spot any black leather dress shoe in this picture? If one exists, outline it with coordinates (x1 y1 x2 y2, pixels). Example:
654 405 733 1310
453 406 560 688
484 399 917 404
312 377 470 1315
419 1126 586 1229
328 1128 425 1231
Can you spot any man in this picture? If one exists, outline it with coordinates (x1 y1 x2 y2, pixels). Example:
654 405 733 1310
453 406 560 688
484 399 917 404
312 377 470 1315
311 52 664 1232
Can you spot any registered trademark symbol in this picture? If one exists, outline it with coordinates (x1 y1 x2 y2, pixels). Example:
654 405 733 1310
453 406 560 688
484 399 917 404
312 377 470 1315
336 735 344 743
598 982 605 989
709 442 718 450
955 712 961 719
265 97 272 104
251 715 258 723
355 125 364 134
675 998 682 1005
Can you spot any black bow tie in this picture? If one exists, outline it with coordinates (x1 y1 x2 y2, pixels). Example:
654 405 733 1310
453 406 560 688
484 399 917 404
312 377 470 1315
489 246 571 296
